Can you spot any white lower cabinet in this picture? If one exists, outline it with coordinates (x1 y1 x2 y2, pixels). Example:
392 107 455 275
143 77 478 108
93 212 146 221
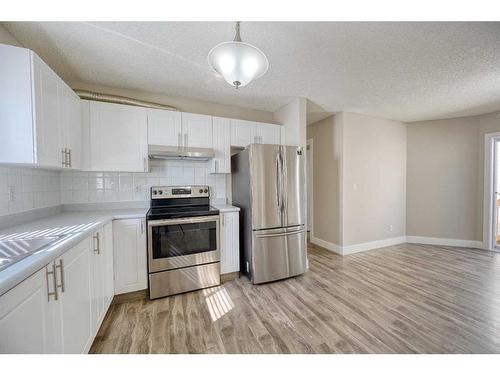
113 218 148 295
220 211 240 274
0 267 56 353
54 238 93 354
90 224 113 336
0 222 118 354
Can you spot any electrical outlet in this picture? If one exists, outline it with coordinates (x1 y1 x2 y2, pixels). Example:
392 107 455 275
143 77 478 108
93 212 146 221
7 186 15 202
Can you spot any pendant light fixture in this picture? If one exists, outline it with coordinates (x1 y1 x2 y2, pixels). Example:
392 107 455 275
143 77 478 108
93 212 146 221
208 22 269 89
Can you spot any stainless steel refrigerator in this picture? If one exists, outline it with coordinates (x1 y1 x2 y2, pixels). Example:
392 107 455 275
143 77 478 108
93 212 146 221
231 144 308 284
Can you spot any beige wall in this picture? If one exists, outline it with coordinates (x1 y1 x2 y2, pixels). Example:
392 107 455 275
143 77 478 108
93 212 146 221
306 115 342 245
406 116 480 241
70 81 276 124
341 112 407 246
0 24 21 47
307 112 406 247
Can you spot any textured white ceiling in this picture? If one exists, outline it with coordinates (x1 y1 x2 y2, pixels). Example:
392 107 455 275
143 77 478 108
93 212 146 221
4 21 500 123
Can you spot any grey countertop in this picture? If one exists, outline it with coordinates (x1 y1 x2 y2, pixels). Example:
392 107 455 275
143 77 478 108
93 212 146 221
0 208 147 296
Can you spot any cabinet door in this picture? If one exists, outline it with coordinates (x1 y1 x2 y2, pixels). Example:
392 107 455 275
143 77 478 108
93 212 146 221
0 267 55 353
56 238 93 354
59 84 82 170
103 222 114 308
220 211 240 274
67 92 82 169
256 123 281 145
89 101 148 172
113 218 147 295
210 117 231 174
182 112 213 148
33 54 63 168
90 228 105 335
230 119 257 147
147 108 182 147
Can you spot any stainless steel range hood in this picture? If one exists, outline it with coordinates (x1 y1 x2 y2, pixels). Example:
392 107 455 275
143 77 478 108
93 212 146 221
148 145 215 161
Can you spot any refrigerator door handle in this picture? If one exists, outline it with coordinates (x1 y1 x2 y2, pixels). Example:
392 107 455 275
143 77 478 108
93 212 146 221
276 152 282 214
255 229 304 238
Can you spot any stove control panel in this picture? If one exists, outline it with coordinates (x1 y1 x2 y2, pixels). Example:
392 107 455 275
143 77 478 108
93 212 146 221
151 186 210 199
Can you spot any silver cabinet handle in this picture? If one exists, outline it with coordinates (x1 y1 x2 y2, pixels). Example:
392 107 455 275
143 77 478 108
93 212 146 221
143 157 148 172
61 149 67 167
46 263 58 301
184 133 188 148
141 220 144 235
221 213 225 227
93 232 100 254
215 160 219 173
56 259 65 293
178 132 182 148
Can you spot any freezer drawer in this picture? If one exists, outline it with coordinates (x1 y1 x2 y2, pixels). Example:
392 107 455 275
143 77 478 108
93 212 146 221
149 262 220 299
252 226 307 284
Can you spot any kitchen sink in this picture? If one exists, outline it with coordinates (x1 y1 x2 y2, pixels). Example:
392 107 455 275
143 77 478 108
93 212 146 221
0 235 67 272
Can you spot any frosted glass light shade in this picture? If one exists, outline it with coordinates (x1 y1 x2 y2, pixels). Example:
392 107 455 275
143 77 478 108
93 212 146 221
208 41 269 88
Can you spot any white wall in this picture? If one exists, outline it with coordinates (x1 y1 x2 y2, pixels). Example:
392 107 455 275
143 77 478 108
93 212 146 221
274 98 307 147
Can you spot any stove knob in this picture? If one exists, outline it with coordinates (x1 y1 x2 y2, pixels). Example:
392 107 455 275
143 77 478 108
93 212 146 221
204 188 208 193
159 190 163 195
153 190 157 195
199 189 204 193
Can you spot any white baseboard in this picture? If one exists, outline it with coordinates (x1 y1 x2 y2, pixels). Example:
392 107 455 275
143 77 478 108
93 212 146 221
310 236 342 255
310 234 484 256
310 235 406 255
342 236 407 255
406 236 483 249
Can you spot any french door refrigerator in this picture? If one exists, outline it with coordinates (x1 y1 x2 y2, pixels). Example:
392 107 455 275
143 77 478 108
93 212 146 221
231 144 307 284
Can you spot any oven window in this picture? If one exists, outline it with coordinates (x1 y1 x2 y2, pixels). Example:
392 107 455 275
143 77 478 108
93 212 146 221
151 221 217 259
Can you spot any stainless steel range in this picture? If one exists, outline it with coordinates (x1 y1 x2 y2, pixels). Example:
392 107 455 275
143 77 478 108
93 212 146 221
146 186 220 299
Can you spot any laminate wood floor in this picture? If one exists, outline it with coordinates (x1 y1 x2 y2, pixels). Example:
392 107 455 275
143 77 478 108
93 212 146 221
90 243 500 354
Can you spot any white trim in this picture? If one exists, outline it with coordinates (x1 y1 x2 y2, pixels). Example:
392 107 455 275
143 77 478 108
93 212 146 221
342 236 407 255
310 236 342 255
483 132 500 251
311 235 486 256
406 236 483 249
311 235 406 255
306 138 314 237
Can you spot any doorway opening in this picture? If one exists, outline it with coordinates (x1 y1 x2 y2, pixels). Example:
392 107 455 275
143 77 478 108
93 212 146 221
484 133 500 251
306 139 313 242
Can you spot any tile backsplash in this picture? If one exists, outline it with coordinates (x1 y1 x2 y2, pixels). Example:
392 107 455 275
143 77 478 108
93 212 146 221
0 160 228 217
0 166 61 216
60 160 228 205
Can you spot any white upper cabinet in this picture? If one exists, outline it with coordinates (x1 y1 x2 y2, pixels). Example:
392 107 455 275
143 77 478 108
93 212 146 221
33 54 62 168
0 44 81 169
255 123 282 145
210 117 231 174
84 100 149 172
181 112 213 148
147 108 182 147
230 119 256 147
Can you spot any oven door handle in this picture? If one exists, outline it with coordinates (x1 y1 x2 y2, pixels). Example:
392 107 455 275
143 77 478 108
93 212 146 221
147 216 219 227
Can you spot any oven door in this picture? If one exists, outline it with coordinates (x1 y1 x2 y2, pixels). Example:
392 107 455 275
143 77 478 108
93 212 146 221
147 215 219 273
